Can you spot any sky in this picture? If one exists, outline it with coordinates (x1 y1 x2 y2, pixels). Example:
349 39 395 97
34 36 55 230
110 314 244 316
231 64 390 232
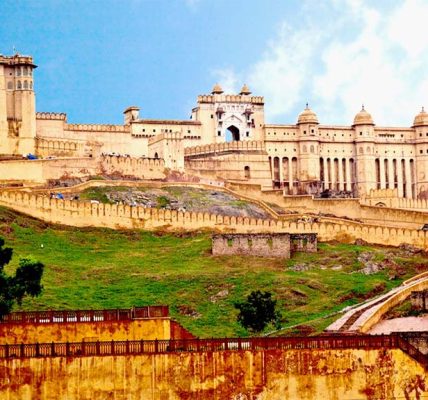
1 0 427 126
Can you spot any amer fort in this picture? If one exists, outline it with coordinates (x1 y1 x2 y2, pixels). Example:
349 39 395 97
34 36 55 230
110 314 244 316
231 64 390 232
3 53 428 399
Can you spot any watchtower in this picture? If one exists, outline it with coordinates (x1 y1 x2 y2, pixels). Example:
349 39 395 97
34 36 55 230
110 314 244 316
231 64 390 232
0 53 37 155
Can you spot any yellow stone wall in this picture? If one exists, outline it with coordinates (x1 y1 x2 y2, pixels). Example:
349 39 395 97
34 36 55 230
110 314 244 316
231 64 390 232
0 319 171 344
0 188 427 249
0 348 425 399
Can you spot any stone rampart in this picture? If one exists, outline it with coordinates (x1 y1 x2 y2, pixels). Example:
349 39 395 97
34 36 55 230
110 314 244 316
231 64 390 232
66 123 130 133
36 112 67 121
0 190 427 249
185 140 265 157
100 155 165 179
0 341 425 399
226 182 428 229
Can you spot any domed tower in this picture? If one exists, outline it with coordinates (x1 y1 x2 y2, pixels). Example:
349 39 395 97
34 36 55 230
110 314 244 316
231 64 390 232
296 104 321 194
353 106 376 196
0 53 37 155
413 107 428 198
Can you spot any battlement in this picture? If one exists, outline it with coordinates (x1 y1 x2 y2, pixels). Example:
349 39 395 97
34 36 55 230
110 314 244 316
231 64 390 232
197 94 264 104
148 131 182 145
184 140 265 157
138 119 201 126
66 123 130 133
0 189 427 249
0 54 36 67
36 112 67 121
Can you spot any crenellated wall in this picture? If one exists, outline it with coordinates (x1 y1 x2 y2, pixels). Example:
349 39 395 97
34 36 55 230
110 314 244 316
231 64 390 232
0 189 427 249
0 348 425 399
0 156 166 184
100 155 166 179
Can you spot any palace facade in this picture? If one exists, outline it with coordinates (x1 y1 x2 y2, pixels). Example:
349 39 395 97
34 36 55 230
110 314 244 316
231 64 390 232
1 53 428 198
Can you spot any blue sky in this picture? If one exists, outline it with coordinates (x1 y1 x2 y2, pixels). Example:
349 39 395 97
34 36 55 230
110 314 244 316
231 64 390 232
1 0 426 126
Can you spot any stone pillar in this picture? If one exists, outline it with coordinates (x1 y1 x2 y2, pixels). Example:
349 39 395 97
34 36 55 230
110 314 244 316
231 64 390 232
379 158 386 189
323 158 329 190
270 157 275 182
345 158 351 192
405 159 413 199
289 159 293 194
331 160 336 191
338 159 344 191
279 158 284 186
388 159 394 190
397 159 404 197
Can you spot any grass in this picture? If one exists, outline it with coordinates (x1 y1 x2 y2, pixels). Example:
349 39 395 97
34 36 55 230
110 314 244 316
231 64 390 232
1 205 427 338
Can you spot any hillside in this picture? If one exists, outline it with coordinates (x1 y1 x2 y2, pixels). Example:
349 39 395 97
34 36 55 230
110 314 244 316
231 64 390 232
1 205 427 337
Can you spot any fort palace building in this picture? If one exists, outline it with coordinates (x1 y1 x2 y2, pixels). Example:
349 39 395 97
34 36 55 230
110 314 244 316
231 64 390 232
1 53 428 199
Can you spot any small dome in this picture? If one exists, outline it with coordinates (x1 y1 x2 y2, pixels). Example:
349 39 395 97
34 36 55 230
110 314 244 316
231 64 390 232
353 106 374 126
413 107 428 127
297 104 319 125
240 84 251 95
211 83 223 94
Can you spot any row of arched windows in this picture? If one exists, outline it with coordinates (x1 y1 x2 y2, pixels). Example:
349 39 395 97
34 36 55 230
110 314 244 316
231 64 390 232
15 66 32 77
6 80 33 90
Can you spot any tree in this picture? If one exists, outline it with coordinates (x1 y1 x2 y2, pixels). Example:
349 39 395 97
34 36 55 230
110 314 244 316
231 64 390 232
0 237 44 318
234 290 281 333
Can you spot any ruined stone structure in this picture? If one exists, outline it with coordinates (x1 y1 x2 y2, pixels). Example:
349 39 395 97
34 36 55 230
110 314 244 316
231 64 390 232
411 290 428 311
2 53 428 199
212 233 317 258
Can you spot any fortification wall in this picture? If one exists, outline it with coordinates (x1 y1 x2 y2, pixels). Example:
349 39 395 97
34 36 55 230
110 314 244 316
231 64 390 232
0 319 170 344
0 190 427 249
0 348 424 399
0 156 166 184
226 182 428 229
184 140 265 156
0 158 98 184
100 156 165 179
186 152 272 187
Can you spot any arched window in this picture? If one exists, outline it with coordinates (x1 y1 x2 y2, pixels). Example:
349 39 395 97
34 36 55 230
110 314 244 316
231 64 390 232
244 166 250 179
302 145 307 153
17 81 22 89
366 146 371 154
359 147 363 154
16 68 21 77
30 81 33 90
23 67 28 76
23 81 28 90
310 145 314 154
7 81 13 90
154 152 159 159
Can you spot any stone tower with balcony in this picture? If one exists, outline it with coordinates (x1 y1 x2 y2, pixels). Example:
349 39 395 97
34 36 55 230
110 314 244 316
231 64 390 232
0 53 37 155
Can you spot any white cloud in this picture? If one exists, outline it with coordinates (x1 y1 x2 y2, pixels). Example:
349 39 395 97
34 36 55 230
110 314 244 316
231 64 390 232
211 67 239 94
226 0 428 126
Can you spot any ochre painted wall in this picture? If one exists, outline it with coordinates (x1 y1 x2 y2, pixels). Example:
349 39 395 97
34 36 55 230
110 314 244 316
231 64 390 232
0 319 171 344
0 348 425 399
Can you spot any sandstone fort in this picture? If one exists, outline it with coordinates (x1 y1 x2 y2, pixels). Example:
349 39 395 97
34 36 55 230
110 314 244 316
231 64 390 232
2 53 428 399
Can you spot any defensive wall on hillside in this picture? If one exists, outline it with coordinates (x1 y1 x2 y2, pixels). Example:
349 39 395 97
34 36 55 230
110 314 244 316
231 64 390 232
0 189 428 249
226 182 428 229
0 335 426 399
0 155 166 184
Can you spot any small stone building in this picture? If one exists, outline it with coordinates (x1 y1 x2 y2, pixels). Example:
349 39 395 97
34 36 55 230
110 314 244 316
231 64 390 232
211 233 317 258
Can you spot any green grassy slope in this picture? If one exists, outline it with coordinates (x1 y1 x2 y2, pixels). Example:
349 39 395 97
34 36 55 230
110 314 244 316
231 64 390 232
1 206 427 338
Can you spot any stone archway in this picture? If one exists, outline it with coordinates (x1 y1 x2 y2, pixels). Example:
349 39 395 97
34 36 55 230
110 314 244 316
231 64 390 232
225 125 240 142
